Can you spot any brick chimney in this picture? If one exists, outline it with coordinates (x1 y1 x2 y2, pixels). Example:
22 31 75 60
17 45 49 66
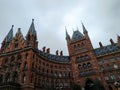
60 51 63 56
56 50 59 55
118 35 120 47
110 38 114 45
42 46 46 52
46 48 50 53
99 42 103 48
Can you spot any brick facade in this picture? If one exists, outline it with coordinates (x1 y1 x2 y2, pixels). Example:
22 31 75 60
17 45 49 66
0 20 120 90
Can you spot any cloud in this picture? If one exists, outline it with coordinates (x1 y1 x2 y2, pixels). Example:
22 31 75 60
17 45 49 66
0 0 120 55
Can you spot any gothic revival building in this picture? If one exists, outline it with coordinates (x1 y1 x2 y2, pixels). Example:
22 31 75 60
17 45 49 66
0 19 120 90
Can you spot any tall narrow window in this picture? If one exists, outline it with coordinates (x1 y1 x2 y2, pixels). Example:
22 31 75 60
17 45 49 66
110 73 115 80
23 74 26 83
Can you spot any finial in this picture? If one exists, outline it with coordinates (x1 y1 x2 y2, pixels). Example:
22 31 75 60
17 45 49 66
65 26 67 31
76 27 79 31
32 19 34 22
12 25 14 28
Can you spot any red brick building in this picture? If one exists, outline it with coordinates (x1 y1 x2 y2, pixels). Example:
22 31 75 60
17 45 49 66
0 19 120 90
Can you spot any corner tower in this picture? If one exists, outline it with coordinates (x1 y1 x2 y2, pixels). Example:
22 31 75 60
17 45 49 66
1 25 13 52
66 23 99 88
26 19 38 48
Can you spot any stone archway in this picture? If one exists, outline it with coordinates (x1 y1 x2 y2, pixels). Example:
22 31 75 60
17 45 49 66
108 85 113 90
84 78 96 90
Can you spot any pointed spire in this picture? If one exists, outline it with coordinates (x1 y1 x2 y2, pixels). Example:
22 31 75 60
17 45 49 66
65 26 70 40
5 25 14 42
28 19 36 35
81 21 88 34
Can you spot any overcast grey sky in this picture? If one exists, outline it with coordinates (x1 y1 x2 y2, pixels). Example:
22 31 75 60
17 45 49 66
0 0 120 55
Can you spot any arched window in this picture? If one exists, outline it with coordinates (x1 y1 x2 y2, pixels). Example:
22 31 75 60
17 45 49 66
113 63 118 69
83 63 87 68
23 73 26 83
104 74 109 80
10 56 15 63
12 71 18 83
5 73 10 82
24 62 28 70
17 54 22 60
100 66 104 72
59 72 62 77
87 62 92 67
110 73 115 80
25 53 28 59
78 64 82 69
4 58 8 64
118 72 120 79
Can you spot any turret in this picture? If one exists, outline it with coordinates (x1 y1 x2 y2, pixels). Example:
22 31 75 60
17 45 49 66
81 22 88 38
1 25 14 52
26 19 38 48
65 27 70 43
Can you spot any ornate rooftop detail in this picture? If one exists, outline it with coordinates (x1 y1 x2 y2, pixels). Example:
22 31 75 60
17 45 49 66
28 19 36 35
94 44 119 56
38 50 70 63
72 30 84 41
4 25 14 42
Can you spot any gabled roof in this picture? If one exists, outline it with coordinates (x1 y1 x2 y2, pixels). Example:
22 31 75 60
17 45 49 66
94 44 119 56
28 19 36 35
4 25 14 42
72 30 84 41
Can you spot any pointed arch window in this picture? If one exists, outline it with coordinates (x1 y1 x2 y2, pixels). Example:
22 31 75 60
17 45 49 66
10 56 15 63
5 73 10 82
104 74 109 80
117 72 120 79
24 62 28 70
23 73 26 83
110 73 115 80
12 71 18 83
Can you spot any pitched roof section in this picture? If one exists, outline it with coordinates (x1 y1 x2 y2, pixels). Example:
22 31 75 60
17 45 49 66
72 30 84 41
5 25 14 42
28 19 36 35
65 27 70 39
94 44 119 56
38 50 70 63
81 22 88 34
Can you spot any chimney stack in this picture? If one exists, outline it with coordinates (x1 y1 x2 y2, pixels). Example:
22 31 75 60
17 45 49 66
42 46 46 52
56 50 59 55
99 42 103 48
110 38 114 45
60 51 63 56
118 35 120 47
46 48 50 53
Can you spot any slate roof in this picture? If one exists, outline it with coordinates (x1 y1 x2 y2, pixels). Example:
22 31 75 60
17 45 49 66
4 25 13 42
94 44 119 56
72 30 84 41
28 19 36 35
38 50 70 63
